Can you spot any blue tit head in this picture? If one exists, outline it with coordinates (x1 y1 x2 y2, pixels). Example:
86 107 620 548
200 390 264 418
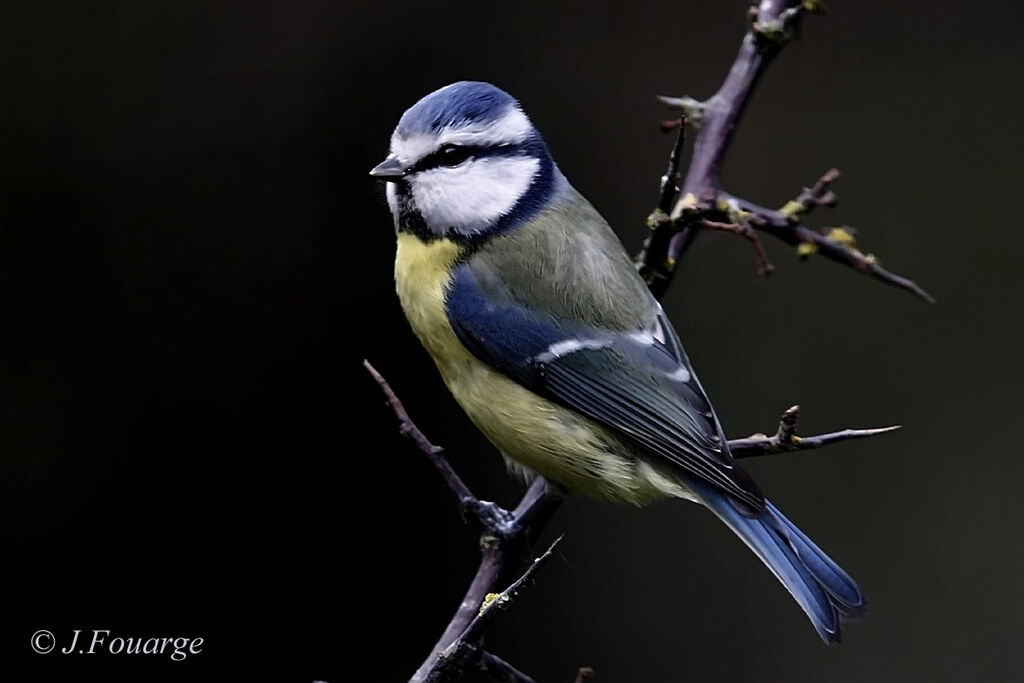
371 81 559 242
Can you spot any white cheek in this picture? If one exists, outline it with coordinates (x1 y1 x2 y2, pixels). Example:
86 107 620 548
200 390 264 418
411 156 540 234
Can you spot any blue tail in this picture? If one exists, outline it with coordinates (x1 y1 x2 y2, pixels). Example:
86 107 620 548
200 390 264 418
692 480 866 644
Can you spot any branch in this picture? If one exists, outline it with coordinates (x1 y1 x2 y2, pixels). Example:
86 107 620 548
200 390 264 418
364 359 475 504
637 1 932 302
727 404 901 459
637 117 687 297
427 537 563 683
723 192 936 303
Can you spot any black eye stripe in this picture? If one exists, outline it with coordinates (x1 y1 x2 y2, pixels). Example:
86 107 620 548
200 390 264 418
410 144 477 172
410 142 524 173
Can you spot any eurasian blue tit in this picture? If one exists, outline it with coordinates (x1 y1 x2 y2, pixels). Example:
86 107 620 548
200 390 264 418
371 81 865 643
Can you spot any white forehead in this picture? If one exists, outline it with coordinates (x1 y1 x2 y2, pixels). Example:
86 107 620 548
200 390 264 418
390 106 534 163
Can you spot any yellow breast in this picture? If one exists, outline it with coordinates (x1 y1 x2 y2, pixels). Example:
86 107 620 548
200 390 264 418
393 232 465 364
392 231 681 505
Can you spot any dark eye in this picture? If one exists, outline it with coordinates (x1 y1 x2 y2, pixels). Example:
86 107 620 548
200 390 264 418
437 144 471 167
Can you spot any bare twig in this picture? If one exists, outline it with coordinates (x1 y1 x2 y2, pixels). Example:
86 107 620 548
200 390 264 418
724 193 936 303
727 404 901 459
730 425 903 459
364 359 475 504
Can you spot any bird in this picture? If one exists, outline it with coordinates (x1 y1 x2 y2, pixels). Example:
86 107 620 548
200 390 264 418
370 81 865 643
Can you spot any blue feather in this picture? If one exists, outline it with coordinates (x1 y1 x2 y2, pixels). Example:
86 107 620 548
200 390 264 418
688 478 866 643
397 81 517 135
445 262 567 384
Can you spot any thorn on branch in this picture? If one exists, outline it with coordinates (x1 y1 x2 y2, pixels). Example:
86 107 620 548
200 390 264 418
657 95 704 128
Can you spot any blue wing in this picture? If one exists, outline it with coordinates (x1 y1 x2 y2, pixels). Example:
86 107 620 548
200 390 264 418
445 261 766 514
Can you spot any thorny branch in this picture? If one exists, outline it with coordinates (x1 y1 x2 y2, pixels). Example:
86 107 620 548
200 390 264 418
638 0 933 303
373 2 919 681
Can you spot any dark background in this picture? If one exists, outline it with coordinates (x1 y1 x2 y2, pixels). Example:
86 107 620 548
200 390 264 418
2 1 1022 681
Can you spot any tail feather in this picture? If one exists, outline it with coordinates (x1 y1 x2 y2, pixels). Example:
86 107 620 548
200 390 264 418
691 480 866 644
765 502 866 619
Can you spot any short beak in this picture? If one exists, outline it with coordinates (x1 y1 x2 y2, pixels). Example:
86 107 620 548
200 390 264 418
369 155 409 180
